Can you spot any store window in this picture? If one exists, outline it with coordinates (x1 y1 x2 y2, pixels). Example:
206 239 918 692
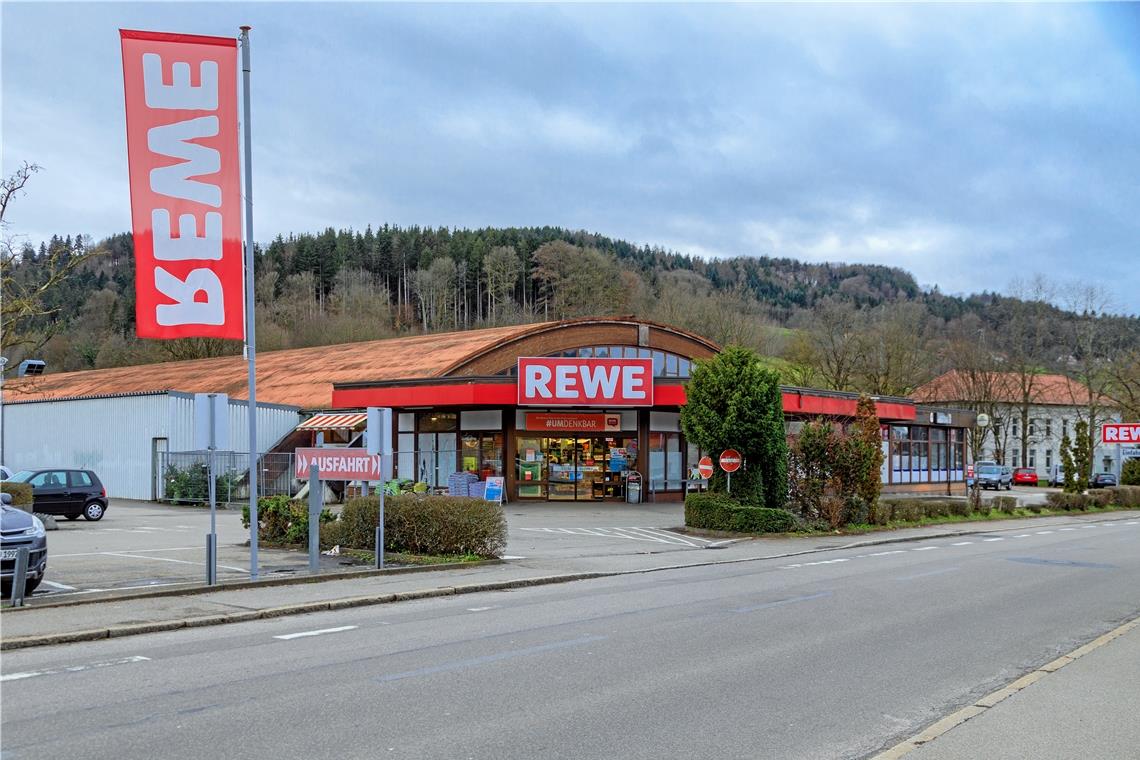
649 432 683 491
461 433 503 480
397 413 458 488
515 435 638 500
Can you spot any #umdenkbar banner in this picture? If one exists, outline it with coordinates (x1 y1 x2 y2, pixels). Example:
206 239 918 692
120 29 245 340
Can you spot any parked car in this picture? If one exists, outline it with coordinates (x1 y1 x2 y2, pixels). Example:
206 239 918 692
1013 467 1038 486
1047 463 1069 488
1 494 48 596
976 464 1013 490
1089 472 1118 488
0 465 13 481
4 469 108 521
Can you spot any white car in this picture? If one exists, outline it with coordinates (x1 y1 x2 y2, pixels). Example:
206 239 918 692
0 465 13 481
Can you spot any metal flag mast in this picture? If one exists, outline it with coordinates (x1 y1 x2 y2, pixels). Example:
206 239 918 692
240 25 259 580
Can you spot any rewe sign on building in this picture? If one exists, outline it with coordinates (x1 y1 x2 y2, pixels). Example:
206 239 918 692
1102 423 1140 445
517 358 654 407
120 30 245 340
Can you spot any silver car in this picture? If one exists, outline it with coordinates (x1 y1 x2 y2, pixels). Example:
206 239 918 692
1 495 48 596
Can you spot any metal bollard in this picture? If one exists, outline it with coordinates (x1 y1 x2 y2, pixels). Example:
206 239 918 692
206 533 218 586
9 546 30 607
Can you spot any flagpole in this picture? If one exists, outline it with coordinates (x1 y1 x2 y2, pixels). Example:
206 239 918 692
240 25 259 580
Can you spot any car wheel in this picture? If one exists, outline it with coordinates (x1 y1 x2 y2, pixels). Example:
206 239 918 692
82 501 106 521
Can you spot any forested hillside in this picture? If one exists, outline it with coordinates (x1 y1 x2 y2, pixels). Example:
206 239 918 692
2 225 1138 414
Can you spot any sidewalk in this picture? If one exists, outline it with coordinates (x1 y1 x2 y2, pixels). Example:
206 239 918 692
3 509 1136 650
884 617 1140 759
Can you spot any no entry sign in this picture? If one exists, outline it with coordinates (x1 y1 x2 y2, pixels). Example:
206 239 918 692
697 456 714 479
295 448 383 481
719 449 742 473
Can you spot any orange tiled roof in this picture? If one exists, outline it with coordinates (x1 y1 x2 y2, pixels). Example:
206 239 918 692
4 322 554 410
914 371 1103 407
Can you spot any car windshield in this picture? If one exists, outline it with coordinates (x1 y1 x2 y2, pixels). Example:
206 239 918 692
7 470 35 483
978 466 1000 475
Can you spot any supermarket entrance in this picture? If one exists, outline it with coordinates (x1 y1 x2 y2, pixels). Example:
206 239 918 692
515 435 639 501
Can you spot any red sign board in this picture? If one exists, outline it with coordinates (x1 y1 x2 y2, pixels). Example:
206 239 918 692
295 448 383 481
1101 423 1140 445
525 413 622 433
719 449 742 473
518 358 653 407
697 456 714 479
120 30 245 340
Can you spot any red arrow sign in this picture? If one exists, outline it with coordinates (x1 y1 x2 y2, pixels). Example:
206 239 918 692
697 456 714 479
719 449 742 473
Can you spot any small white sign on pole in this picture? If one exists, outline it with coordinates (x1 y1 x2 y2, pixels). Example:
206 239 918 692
193 393 230 450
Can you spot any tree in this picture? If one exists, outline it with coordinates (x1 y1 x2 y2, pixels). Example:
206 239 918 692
680 346 788 509
1058 434 1078 493
849 394 885 508
483 245 520 323
1072 420 1093 491
855 303 933 396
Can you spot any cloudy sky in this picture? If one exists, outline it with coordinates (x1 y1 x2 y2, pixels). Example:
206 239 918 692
3 2 1138 311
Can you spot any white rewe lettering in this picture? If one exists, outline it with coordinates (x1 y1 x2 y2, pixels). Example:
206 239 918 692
580 365 620 399
147 116 222 207
154 268 224 326
142 54 218 110
152 209 223 261
621 365 647 400
525 365 553 399
554 365 578 398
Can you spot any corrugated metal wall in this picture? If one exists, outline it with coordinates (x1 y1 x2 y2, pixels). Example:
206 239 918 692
2 393 300 500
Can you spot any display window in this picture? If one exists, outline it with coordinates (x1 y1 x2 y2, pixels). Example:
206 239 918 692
462 433 504 480
515 435 638 501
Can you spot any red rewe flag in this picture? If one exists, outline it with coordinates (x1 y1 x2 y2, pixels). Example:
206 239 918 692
120 30 244 340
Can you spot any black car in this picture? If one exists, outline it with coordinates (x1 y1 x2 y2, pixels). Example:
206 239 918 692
1 497 48 595
5 469 108 521
1089 472 1118 488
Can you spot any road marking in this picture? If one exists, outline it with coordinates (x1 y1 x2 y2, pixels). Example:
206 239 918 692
1127 522 1139 526
1059 528 1076 532
1036 531 1054 535
38 580 78 591
376 635 606 684
1080 525 1096 529
895 567 959 581
951 541 973 546
912 546 939 551
519 526 701 546
467 606 499 612
274 625 358 641
104 552 247 573
1 656 150 683
982 537 1004 542
53 547 202 558
735 591 832 613
868 550 907 557
1012 534 1031 538
501 555 527 560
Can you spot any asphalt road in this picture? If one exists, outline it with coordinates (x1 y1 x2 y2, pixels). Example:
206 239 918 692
4 515 1137 759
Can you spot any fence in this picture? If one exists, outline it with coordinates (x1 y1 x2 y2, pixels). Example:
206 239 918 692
156 451 298 505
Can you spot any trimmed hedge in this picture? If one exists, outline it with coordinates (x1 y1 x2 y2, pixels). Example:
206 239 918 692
1108 485 1140 507
873 498 970 524
992 496 1019 514
684 492 796 534
329 495 506 558
1121 459 1140 486
1 482 33 508
1045 492 1093 511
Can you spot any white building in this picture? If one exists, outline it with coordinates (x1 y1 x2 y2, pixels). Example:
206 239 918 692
914 372 1122 479
1 392 300 500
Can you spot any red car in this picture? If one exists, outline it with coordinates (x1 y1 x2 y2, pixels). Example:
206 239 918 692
1013 468 1039 486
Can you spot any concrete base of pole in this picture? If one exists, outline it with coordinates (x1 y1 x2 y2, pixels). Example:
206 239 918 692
375 526 384 569
9 547 29 607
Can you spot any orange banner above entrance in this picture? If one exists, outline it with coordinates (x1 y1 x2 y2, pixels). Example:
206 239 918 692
525 413 622 433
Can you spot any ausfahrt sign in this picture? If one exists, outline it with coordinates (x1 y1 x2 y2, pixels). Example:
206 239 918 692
517 358 653 407
1101 423 1140 445
719 449 742 473
294 448 383 481
120 30 245 340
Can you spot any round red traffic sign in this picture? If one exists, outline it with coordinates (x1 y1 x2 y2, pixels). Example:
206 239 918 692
697 456 714 479
719 449 742 473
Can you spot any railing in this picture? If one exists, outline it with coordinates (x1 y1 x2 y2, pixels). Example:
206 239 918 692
156 451 298 505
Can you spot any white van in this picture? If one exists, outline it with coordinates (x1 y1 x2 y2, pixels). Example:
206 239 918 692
1047 463 1069 488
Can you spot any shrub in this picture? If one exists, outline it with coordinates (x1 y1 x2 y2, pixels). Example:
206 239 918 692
1046 492 1092 511
1 482 33 508
992 496 1019 514
878 498 971 523
684 492 796 533
242 494 334 545
1088 490 1114 508
1026 503 1044 514
1122 459 1140 487
331 495 506 558
1105 486 1140 508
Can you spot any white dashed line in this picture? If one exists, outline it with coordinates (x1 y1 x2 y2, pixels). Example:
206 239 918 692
1013 534 1031 538
868 550 907 557
1127 522 1139 526
1036 531 1054 535
1081 525 1097 529
951 541 973 546
1 656 150 682
274 626 358 641
912 546 939 551
983 537 1004 542
467 606 499 612
1059 528 1076 532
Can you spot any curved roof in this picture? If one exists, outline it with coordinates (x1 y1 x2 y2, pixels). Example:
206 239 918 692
4 318 720 409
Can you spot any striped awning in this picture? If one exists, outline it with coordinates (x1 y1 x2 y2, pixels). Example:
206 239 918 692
296 412 368 431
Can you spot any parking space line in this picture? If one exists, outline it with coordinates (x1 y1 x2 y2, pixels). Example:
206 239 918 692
104 552 247 573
